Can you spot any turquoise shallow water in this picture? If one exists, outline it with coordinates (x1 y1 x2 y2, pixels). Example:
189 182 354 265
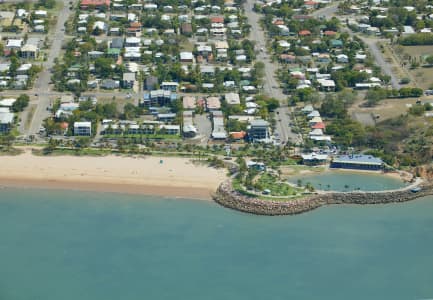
290 171 408 191
0 188 433 300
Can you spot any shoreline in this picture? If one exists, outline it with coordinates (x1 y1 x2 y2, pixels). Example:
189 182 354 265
0 177 215 200
0 151 227 201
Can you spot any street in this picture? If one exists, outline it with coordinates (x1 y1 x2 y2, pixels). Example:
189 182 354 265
311 2 402 89
244 0 300 145
25 0 76 137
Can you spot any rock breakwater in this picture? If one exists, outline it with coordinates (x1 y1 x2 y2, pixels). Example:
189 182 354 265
213 180 433 216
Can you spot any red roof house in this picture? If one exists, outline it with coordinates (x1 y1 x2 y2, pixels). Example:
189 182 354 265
210 16 224 23
230 131 246 140
304 1 318 7
81 0 110 8
323 30 337 36
273 19 285 25
311 122 326 129
299 30 311 36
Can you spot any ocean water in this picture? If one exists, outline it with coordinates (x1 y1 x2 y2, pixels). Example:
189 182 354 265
290 171 408 191
0 188 433 300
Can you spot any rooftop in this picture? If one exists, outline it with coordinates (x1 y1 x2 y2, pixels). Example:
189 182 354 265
332 155 383 166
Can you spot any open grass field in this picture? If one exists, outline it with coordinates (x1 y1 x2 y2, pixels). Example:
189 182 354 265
97 96 136 112
392 45 433 89
349 97 422 122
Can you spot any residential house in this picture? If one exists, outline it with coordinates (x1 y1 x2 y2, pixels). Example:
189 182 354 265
100 79 120 89
206 96 221 111
145 89 176 106
211 110 227 140
107 48 121 58
17 63 32 75
200 66 216 75
145 76 158 90
92 21 107 33
317 79 335 91
122 72 136 88
80 0 110 9
88 51 104 59
20 44 38 59
336 54 349 63
125 37 141 47
34 10 47 18
181 23 193 36
402 25 415 36
277 25 290 36
183 96 196 110
110 37 124 49
6 39 23 51
161 82 178 91
0 111 14 133
159 125 180 135
180 51 194 63
330 39 343 48
34 24 45 32
157 113 176 123
280 54 296 64
225 93 240 105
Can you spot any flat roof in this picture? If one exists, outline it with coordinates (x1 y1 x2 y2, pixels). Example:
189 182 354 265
332 155 383 165
225 92 240 105
74 121 91 127
183 96 196 109
250 119 269 127
0 98 16 107
302 153 328 160
0 112 14 124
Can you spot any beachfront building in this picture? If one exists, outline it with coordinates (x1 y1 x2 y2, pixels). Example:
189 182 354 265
0 111 14 133
301 153 329 166
211 110 227 140
142 90 177 107
248 119 270 142
330 155 384 171
183 111 197 138
159 125 180 135
73 121 92 136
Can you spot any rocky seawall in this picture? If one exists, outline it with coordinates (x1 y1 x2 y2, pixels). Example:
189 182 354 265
213 180 433 216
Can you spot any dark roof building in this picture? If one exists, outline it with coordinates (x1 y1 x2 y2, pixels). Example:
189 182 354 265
145 76 158 90
331 155 384 170
110 37 124 49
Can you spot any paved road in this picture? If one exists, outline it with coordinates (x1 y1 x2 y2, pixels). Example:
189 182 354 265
25 0 75 137
194 114 212 145
310 2 401 89
244 0 300 145
310 1 340 18
360 37 401 89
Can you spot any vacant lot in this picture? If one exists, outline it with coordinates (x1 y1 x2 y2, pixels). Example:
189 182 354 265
349 97 422 122
393 45 433 89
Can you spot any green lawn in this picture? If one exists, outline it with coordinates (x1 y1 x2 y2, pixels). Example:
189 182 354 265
255 173 301 197
104 134 181 140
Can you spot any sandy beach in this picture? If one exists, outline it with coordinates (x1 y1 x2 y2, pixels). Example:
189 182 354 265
0 150 227 200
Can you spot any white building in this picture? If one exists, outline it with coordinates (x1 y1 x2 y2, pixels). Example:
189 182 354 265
74 121 92 136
